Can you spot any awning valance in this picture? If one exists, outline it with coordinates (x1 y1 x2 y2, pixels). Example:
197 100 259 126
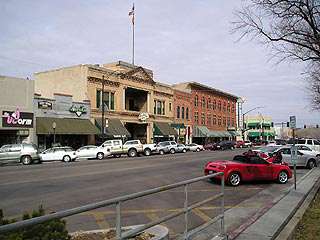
193 126 210 137
248 131 260 137
95 118 131 138
36 117 99 135
228 131 240 137
247 122 260 127
262 132 275 137
154 122 177 137
171 123 186 129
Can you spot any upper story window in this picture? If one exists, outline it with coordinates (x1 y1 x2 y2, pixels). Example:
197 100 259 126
207 98 211 109
194 112 199 124
186 108 189 120
154 100 165 115
223 117 226 126
227 117 230 126
201 113 205 125
194 95 198 107
207 114 211 126
223 102 226 112
201 97 205 108
96 89 115 110
218 116 222 126
227 102 230 112
169 102 172 112
213 100 216 110
231 104 235 113
231 118 235 127
177 106 180 118
181 107 185 119
213 115 217 125
218 101 221 111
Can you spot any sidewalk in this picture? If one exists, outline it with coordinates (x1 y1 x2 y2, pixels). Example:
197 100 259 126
189 168 320 240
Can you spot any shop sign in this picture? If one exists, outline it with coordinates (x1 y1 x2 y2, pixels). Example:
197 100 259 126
2 109 33 128
38 101 53 110
69 105 87 117
138 112 149 122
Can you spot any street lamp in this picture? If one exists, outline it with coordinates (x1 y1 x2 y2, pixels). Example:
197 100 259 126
52 121 56 145
242 106 264 141
101 75 105 142
258 112 265 141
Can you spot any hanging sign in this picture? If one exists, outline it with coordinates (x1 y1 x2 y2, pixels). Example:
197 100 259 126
69 105 87 117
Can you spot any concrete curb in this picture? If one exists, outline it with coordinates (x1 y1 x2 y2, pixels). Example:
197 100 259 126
235 168 320 240
275 177 320 240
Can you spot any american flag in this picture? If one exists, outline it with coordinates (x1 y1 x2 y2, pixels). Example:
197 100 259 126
129 4 134 24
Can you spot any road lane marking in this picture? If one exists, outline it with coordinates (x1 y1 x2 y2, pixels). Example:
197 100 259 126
192 209 212 222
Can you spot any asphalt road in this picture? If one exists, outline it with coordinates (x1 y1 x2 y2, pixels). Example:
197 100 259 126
0 150 308 235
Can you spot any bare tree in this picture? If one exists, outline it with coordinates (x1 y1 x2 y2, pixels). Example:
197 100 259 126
233 0 320 108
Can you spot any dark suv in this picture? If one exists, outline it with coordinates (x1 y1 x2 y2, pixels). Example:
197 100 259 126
216 141 236 150
0 143 40 165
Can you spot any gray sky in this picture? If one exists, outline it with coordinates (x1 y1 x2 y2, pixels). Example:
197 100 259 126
0 0 319 127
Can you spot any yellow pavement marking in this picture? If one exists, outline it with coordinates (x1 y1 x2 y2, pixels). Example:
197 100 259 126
89 212 110 229
192 209 212 222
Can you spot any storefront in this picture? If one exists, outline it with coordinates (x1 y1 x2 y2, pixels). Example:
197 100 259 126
0 76 35 146
95 118 131 144
192 126 233 144
153 122 177 143
34 93 99 150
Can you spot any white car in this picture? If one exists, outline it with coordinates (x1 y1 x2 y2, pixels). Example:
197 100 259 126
186 143 204 152
76 145 111 160
244 141 252 147
39 147 77 162
295 145 320 158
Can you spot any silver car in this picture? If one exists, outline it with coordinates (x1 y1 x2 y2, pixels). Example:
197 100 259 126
76 145 111 160
39 147 77 162
176 144 187 153
275 147 319 169
0 143 40 165
186 143 204 152
156 141 178 155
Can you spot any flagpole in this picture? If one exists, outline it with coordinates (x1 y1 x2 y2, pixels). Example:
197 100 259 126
132 3 135 66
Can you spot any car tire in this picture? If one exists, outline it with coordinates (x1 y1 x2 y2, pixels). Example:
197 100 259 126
159 150 165 155
128 149 137 157
227 172 241 186
196 148 200 152
278 171 288 184
170 148 175 154
97 152 104 160
144 148 151 156
307 159 316 169
21 155 32 165
113 154 121 158
182 149 187 153
63 155 71 162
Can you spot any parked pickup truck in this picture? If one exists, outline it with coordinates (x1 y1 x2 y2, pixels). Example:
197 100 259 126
101 139 157 157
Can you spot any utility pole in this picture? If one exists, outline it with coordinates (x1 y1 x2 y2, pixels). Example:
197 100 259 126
101 75 105 142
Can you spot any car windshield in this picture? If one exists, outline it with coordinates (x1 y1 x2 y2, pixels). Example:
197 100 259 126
259 146 281 153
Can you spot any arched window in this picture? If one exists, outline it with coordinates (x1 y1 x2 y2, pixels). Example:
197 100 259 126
186 108 189 119
177 106 180 118
182 107 185 119
194 95 198 107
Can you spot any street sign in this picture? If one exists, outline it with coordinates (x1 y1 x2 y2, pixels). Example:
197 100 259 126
291 145 297 164
289 116 296 129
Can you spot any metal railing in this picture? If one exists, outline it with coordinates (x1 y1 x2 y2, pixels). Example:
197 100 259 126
0 172 225 240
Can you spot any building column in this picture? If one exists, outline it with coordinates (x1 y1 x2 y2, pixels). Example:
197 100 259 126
147 92 151 113
122 87 126 111
147 122 153 144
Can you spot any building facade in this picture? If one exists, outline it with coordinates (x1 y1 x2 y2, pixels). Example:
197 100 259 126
0 76 35 146
35 61 177 144
34 93 98 150
172 89 192 144
244 115 276 141
173 82 238 144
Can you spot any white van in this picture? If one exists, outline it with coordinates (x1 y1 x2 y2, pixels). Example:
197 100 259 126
293 139 320 151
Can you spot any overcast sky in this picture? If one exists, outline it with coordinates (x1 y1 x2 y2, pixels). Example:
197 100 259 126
1 0 319 127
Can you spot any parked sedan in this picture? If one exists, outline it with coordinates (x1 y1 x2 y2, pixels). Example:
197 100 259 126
204 143 218 151
204 154 292 186
75 145 111 160
39 147 77 162
216 141 236 150
186 143 204 152
176 144 187 153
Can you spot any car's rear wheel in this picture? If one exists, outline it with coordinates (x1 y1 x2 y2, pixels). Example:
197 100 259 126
144 148 151 156
196 148 200 152
128 149 137 157
170 148 175 154
21 155 32 165
63 155 71 162
159 150 165 155
97 152 104 160
227 172 241 186
307 159 316 169
182 149 187 153
278 171 288 184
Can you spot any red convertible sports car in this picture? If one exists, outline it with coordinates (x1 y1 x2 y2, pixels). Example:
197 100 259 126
204 155 292 186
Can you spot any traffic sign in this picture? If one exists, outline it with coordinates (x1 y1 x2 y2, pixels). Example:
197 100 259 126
289 116 296 129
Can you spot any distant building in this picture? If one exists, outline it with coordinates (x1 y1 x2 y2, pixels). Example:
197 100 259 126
296 127 320 139
244 115 276 141
0 76 35 146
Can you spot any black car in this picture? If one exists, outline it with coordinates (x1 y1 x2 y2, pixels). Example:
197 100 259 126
216 141 236 150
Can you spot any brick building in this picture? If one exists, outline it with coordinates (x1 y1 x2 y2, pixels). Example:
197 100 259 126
173 82 238 144
172 89 192 144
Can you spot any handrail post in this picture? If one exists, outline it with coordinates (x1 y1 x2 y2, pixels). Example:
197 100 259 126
116 201 122 240
220 173 225 238
184 184 188 240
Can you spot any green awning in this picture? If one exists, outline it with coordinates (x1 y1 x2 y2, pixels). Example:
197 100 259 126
262 132 275 137
95 118 131 138
228 131 240 137
247 122 260 127
208 131 221 137
248 131 260 137
221 131 232 137
193 126 210 137
262 123 271 127
154 122 177 137
37 117 99 135
171 123 186 129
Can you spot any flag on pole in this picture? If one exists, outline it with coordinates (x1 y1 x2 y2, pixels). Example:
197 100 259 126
129 3 135 24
